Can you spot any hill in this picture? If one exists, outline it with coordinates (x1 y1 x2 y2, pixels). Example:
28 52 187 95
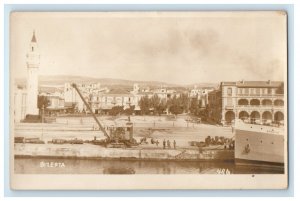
15 75 218 90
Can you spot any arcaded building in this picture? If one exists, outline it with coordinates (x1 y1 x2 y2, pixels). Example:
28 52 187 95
207 80 284 126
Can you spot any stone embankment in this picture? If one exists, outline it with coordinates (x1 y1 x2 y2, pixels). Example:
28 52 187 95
14 143 234 161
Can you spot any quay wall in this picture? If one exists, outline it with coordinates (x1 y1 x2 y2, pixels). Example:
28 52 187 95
14 143 234 161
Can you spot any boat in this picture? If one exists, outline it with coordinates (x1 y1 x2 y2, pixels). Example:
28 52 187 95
234 119 285 167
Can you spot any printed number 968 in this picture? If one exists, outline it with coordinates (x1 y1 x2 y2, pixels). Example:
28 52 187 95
216 168 231 174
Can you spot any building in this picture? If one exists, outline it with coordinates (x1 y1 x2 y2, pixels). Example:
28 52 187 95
189 86 214 108
97 89 136 114
64 82 105 113
62 82 193 115
207 80 284 125
26 31 40 115
39 88 66 115
157 88 179 100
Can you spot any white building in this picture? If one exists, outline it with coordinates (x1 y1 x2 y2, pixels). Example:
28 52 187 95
207 80 284 125
189 86 214 108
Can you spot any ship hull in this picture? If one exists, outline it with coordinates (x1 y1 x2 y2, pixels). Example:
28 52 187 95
235 128 284 167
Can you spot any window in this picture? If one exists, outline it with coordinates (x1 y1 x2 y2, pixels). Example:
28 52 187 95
244 88 249 95
268 88 272 94
256 88 260 95
227 88 232 96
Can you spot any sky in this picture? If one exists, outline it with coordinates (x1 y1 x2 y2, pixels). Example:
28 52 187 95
10 12 287 85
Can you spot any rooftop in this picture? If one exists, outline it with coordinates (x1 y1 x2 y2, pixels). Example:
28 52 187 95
104 88 131 95
31 31 37 43
222 81 283 88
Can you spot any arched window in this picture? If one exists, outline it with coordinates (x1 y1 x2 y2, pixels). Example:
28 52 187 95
239 111 249 121
274 99 284 106
250 111 260 124
250 99 260 105
274 111 284 125
262 99 272 105
238 99 249 105
225 111 235 124
262 111 272 124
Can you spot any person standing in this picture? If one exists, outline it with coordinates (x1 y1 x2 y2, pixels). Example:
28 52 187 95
173 140 176 149
167 140 171 149
163 139 166 149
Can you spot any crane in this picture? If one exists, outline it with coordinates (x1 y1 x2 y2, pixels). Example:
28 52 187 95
72 83 110 140
71 83 138 148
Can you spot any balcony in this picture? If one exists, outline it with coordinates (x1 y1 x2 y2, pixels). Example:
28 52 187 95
235 105 284 110
236 93 284 98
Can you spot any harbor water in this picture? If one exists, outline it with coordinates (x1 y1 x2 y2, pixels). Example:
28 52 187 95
14 157 284 174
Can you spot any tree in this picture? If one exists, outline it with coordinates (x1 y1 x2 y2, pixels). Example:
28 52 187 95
139 95 150 115
109 106 124 116
38 96 50 116
169 96 184 116
157 100 167 116
190 98 200 116
178 93 189 113
124 105 135 116
150 94 161 115
38 95 50 109
169 105 183 116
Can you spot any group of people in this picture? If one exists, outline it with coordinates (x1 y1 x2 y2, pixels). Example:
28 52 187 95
150 138 177 149
163 139 176 149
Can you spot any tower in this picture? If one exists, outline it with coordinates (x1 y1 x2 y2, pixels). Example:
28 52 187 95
26 31 40 115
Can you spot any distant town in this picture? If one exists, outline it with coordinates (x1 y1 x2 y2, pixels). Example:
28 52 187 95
14 77 285 127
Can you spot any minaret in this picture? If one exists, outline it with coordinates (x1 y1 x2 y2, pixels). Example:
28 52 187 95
26 31 40 115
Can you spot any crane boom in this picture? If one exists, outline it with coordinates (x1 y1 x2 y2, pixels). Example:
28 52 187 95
71 83 110 139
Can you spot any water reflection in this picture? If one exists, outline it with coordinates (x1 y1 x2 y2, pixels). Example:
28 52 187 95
14 158 284 174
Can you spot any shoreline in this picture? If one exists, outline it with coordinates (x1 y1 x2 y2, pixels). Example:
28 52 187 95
14 153 235 163
14 143 234 162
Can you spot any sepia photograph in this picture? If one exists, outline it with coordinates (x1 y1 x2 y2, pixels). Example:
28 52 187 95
9 11 288 189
